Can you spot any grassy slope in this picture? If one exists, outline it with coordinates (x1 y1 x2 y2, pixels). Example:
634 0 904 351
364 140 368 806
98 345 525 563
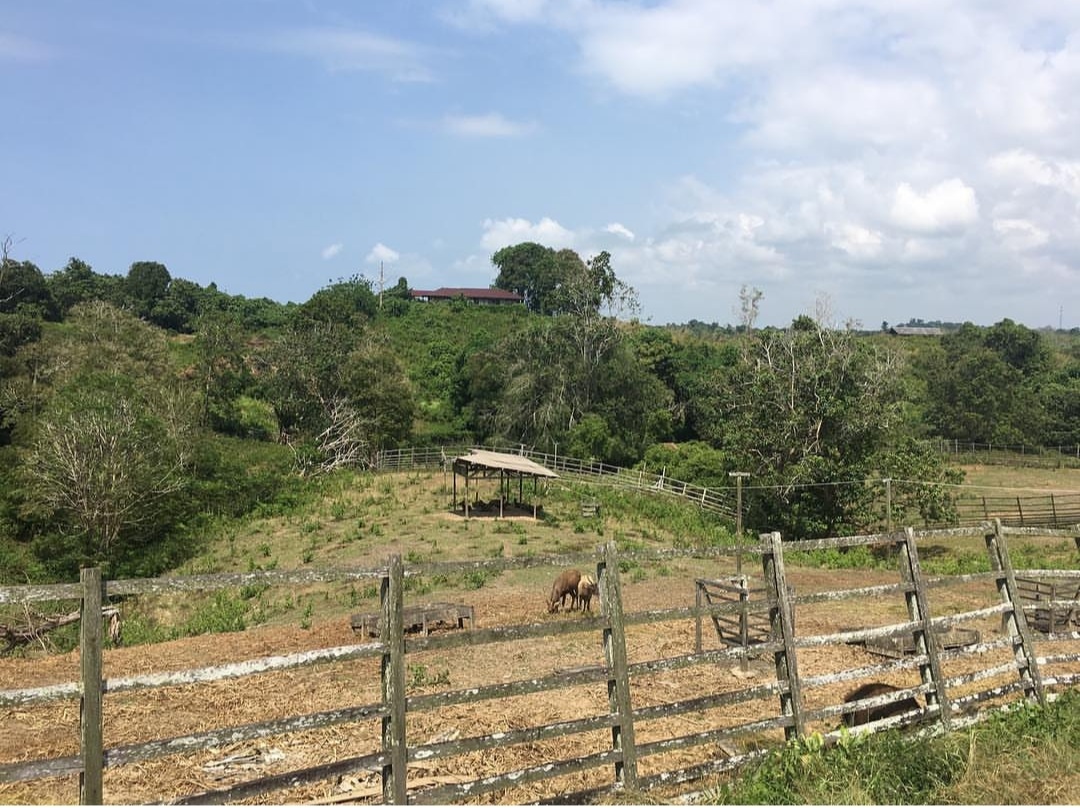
156 468 735 633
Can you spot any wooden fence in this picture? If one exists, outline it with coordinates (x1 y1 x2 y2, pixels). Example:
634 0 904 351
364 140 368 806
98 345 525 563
376 446 1080 532
375 445 738 521
1 521 1079 804
935 439 1080 468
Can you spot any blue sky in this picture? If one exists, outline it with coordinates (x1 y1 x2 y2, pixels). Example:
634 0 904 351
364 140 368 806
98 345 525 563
3 1 1079 328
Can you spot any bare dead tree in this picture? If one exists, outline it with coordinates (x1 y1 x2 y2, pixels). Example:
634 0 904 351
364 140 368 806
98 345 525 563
0 233 22 305
308 396 375 475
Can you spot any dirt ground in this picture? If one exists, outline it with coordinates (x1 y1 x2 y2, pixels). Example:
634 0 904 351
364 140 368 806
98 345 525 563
0 560 1073 805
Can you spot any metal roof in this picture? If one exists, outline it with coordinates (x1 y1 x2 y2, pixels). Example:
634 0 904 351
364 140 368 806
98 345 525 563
411 287 523 301
453 449 558 478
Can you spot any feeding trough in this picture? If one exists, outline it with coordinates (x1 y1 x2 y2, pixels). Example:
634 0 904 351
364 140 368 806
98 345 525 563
865 625 981 659
351 602 476 638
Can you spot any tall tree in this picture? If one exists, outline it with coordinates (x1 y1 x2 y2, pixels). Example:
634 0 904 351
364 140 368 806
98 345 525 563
491 242 561 313
704 315 907 537
126 261 172 319
14 302 198 575
916 320 1050 444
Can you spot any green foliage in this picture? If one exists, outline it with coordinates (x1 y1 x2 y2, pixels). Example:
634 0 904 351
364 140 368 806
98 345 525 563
408 663 450 690
711 730 967 805
125 261 172 319
683 316 935 539
710 691 1080 805
916 320 1052 445
294 275 377 329
491 241 562 314
462 569 497 590
785 544 886 571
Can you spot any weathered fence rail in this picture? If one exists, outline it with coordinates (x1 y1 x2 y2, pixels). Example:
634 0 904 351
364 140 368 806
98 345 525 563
2 521 1079 804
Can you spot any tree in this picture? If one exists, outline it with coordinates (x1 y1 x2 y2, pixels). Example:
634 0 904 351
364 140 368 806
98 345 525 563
193 310 252 434
256 321 415 471
736 284 763 333
296 276 378 328
703 315 906 537
126 261 172 319
21 373 195 573
0 258 56 320
491 242 561 314
13 303 199 575
916 321 1050 444
46 257 111 315
151 277 212 332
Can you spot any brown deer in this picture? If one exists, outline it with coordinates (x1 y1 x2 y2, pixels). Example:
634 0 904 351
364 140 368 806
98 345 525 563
547 569 582 613
842 682 922 727
577 574 599 612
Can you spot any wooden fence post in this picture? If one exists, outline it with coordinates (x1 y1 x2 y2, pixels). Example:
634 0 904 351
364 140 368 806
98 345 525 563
380 555 407 804
984 520 1045 706
896 528 950 729
761 532 804 740
598 542 638 790
79 567 104 806
694 582 703 655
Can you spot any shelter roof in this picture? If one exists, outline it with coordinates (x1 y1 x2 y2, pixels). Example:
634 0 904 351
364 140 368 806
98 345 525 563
453 449 558 478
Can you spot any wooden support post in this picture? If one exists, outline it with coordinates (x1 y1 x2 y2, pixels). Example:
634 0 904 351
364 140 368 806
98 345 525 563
761 532 804 740
884 478 893 532
79 567 104 806
738 576 750 673
380 555 407 804
1017 497 1024 526
694 582 703 655
896 528 950 729
598 542 637 790
984 520 1045 706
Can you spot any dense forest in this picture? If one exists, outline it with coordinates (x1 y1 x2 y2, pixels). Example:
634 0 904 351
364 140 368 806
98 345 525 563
2 241 1078 583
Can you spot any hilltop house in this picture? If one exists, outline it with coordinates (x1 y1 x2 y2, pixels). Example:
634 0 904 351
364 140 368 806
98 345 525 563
889 325 944 336
410 287 523 306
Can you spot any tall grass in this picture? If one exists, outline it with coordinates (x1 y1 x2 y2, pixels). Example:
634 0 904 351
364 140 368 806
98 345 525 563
704 689 1080 805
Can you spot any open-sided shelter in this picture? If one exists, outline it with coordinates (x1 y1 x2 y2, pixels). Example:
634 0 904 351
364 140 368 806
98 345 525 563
451 450 558 518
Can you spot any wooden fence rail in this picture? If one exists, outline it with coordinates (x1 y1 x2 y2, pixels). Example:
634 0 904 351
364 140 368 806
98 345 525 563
1 522 1079 804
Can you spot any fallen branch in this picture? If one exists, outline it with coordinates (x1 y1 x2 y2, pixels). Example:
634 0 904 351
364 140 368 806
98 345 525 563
0 606 121 654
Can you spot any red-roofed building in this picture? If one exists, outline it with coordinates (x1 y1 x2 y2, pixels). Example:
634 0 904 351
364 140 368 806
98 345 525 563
410 287 523 305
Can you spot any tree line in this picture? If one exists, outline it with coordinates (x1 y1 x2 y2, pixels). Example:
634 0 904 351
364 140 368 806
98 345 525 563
1 240 1077 582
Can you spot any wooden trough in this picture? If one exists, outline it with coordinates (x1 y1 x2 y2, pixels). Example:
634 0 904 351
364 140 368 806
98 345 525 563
865 625 981 659
351 602 476 638
1016 576 1080 634
694 576 792 654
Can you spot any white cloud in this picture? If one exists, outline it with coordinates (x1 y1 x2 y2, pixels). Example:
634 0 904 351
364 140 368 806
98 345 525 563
480 216 576 250
256 27 433 81
993 219 1049 251
604 222 635 240
321 243 343 260
988 149 1080 196
442 112 536 137
827 223 884 259
0 31 53 61
366 243 400 264
890 179 979 234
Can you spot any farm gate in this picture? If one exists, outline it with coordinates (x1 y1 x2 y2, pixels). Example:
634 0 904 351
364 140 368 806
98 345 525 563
1 520 1079 804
